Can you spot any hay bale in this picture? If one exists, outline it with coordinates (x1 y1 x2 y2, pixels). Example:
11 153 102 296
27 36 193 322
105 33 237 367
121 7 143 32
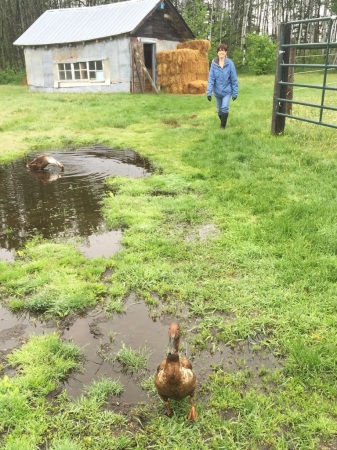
157 50 175 61
170 84 182 94
157 49 198 66
177 40 211 54
157 42 210 95
187 80 208 95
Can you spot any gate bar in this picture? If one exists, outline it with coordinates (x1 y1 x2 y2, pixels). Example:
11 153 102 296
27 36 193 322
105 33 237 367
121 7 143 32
279 82 337 91
286 16 337 25
276 113 337 129
282 42 337 48
277 98 337 112
281 63 337 68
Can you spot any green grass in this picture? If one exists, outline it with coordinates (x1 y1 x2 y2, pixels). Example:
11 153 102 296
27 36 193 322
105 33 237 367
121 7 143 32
84 377 124 401
0 75 337 448
0 237 111 317
116 344 150 373
0 334 82 448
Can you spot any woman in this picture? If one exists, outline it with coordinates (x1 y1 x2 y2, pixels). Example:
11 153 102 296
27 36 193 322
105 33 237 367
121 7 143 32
206 43 238 130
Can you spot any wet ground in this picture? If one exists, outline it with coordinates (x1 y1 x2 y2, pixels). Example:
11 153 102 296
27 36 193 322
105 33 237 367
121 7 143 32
0 147 282 409
0 294 281 407
0 145 153 261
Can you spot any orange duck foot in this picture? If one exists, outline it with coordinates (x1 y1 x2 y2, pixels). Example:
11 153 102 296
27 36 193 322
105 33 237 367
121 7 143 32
187 406 198 421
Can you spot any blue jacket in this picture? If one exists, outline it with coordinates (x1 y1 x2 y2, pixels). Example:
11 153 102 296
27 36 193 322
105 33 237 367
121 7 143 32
207 57 238 98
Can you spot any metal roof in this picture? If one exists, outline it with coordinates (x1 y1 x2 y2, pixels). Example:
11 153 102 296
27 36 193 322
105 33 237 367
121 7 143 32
14 0 163 46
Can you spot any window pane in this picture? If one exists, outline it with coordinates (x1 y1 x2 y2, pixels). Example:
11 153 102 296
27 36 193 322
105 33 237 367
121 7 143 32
96 61 103 70
66 70 72 80
81 70 88 79
89 71 96 79
74 71 81 80
96 70 104 81
59 71 65 80
65 63 71 70
74 62 80 70
89 61 95 70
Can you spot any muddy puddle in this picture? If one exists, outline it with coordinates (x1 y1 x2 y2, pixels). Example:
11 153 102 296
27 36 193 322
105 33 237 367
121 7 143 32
0 294 281 407
0 146 153 261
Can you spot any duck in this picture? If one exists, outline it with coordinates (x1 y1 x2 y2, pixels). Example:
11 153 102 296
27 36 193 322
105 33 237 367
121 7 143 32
154 322 197 421
26 154 64 171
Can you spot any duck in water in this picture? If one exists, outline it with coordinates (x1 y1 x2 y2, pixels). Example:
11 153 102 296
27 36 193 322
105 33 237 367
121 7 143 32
26 154 64 171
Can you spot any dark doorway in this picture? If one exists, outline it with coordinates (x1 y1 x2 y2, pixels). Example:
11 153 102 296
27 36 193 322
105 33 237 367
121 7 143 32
144 43 156 90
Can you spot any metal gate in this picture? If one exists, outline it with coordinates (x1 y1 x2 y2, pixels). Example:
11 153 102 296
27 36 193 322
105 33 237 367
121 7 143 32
272 16 337 134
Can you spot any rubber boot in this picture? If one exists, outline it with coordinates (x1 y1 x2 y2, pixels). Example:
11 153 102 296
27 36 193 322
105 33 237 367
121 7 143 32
220 113 228 129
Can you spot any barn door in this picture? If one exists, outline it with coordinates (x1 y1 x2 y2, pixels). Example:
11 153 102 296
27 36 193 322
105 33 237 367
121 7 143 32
131 42 145 93
131 41 159 94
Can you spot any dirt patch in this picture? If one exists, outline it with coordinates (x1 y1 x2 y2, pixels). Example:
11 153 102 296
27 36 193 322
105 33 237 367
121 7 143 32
162 119 180 127
184 223 221 242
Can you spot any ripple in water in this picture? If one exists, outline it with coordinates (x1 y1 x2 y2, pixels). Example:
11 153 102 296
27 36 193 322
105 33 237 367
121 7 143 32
0 145 153 256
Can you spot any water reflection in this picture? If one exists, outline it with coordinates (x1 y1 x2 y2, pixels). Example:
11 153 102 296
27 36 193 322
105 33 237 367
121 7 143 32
0 145 153 253
28 168 63 184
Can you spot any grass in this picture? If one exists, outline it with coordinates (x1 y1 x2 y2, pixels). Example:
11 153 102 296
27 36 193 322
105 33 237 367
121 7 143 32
0 74 337 448
0 236 110 318
84 377 124 401
116 344 150 373
0 334 82 447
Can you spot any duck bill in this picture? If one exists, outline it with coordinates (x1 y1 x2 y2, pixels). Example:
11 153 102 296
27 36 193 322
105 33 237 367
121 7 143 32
168 336 177 354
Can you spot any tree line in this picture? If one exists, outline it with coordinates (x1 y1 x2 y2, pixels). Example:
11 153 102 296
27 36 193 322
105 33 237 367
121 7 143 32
0 0 336 71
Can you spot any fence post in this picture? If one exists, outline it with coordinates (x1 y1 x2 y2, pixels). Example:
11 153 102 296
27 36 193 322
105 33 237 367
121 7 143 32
272 23 291 134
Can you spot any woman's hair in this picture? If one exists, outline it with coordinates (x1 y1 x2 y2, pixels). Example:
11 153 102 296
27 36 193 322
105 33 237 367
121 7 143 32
217 43 228 52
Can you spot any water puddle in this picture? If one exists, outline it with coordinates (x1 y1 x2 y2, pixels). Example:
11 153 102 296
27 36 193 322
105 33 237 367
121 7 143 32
0 146 153 261
78 230 123 259
62 293 170 404
0 296 281 407
0 305 53 353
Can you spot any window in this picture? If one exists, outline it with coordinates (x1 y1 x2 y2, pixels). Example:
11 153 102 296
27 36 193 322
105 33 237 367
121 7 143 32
58 60 105 82
58 63 72 80
74 62 88 80
89 60 104 81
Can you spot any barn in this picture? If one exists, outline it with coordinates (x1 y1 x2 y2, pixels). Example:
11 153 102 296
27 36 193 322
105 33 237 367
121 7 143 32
13 0 194 93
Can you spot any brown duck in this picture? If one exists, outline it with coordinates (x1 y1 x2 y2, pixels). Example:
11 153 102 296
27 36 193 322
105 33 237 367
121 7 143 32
26 154 64 171
154 322 197 421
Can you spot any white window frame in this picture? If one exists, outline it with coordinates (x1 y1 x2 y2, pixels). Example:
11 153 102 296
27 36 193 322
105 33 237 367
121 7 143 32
54 59 110 87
